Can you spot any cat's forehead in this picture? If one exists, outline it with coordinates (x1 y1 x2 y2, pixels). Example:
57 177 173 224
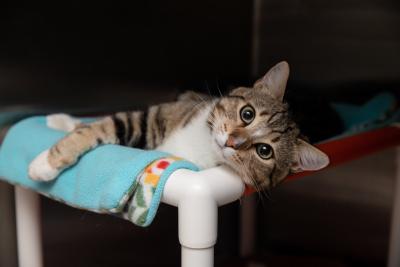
229 86 283 108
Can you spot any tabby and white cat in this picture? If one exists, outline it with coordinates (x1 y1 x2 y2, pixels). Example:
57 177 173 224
29 62 329 190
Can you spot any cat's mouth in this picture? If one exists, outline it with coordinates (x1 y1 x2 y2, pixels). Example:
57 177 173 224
212 132 236 161
212 134 257 187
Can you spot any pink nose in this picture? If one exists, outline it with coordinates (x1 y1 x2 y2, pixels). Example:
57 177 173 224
225 135 245 149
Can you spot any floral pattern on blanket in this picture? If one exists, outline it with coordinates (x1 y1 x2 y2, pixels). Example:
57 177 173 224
121 156 181 226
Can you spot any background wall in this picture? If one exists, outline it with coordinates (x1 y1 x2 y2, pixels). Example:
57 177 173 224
255 0 400 85
0 1 252 107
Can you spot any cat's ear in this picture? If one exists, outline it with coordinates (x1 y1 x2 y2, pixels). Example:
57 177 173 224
291 139 330 172
254 61 289 101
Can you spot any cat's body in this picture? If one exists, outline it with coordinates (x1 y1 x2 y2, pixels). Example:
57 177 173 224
29 62 329 190
156 102 221 168
51 95 221 168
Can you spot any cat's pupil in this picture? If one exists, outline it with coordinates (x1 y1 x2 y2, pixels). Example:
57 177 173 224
243 111 253 120
256 143 273 159
240 105 255 124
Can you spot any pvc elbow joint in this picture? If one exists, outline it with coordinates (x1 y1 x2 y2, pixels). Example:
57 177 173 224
162 166 245 249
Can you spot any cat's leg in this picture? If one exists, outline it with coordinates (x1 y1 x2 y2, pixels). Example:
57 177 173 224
29 112 144 181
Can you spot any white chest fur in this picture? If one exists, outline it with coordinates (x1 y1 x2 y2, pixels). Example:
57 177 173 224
156 105 220 169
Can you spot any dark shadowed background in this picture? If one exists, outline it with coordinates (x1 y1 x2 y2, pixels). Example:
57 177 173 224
0 0 399 266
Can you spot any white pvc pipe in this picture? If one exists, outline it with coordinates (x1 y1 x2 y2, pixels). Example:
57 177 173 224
12 166 243 267
388 148 400 267
162 166 245 207
162 166 244 267
15 186 43 267
181 246 214 267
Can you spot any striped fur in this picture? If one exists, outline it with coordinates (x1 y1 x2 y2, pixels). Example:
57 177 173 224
43 96 212 173
29 62 329 190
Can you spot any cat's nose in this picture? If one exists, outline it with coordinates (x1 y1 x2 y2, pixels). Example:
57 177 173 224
225 135 245 149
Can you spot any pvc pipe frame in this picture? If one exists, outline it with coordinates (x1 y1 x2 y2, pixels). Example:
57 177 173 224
14 186 43 267
162 166 245 267
14 165 244 267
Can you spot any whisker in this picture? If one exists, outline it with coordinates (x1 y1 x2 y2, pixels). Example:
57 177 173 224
234 156 267 205
215 77 223 97
204 80 213 98
260 186 271 201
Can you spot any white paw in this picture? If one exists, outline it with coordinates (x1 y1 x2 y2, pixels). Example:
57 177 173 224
28 150 60 181
47 114 81 132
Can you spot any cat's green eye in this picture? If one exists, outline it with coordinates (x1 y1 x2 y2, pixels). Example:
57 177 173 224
240 105 255 124
256 143 273 159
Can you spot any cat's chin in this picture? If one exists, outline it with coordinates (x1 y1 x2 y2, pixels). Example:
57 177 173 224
211 133 233 156
211 136 256 187
241 176 256 187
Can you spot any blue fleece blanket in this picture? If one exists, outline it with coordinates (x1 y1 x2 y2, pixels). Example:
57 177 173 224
0 116 198 226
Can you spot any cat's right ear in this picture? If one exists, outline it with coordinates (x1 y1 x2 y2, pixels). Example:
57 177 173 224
291 139 330 173
254 61 290 101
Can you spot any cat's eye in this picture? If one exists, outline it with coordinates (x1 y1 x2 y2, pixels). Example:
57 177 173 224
256 143 273 159
240 105 255 124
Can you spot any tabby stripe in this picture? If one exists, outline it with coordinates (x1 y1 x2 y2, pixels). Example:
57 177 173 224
100 124 107 135
271 126 293 135
156 106 165 141
77 125 90 129
137 110 148 149
112 115 126 145
271 136 281 143
227 95 245 100
215 102 225 112
182 107 199 127
206 116 213 130
132 112 142 145
152 107 161 147
49 146 60 158
268 164 276 187
125 112 133 145
267 111 287 124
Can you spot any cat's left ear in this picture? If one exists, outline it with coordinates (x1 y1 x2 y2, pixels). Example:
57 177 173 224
291 139 330 172
254 61 289 101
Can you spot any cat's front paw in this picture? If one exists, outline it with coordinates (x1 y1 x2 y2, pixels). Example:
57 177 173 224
47 114 81 132
28 150 60 181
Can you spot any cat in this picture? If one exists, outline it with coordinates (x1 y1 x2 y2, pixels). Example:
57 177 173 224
28 61 329 190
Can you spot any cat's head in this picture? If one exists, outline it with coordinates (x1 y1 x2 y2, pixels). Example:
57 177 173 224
208 61 329 190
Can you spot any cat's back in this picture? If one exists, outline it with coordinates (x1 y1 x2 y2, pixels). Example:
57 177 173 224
146 91 215 147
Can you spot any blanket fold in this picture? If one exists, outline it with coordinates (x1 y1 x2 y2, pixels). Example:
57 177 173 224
0 116 198 227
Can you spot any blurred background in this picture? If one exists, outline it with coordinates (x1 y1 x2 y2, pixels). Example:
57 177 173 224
0 0 399 266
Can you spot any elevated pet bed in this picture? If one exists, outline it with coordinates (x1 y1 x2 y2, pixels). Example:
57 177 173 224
0 93 399 267
0 116 199 227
